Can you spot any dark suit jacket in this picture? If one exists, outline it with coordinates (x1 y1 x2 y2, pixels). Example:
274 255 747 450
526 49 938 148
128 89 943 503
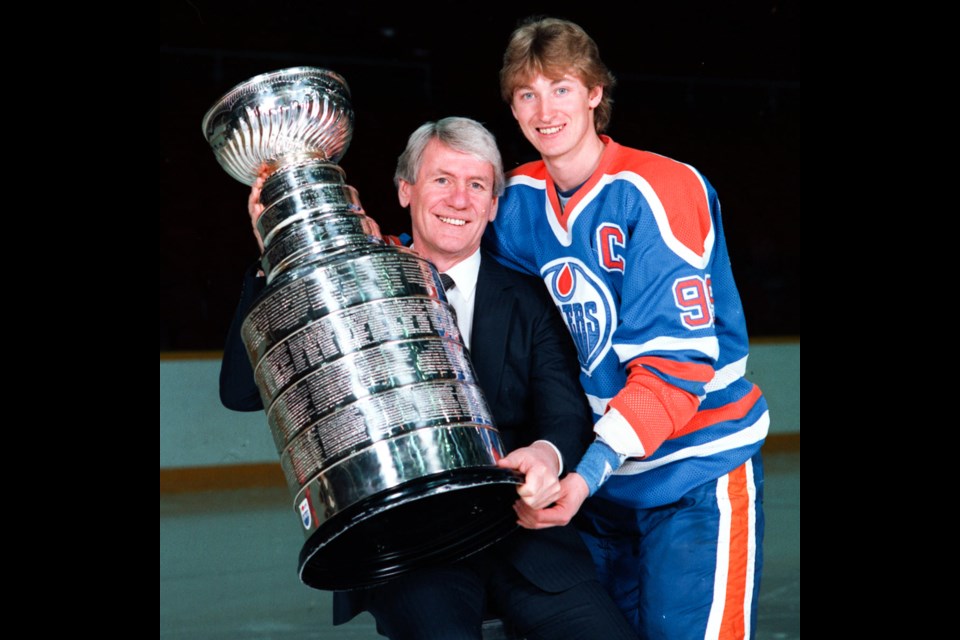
219 249 598 623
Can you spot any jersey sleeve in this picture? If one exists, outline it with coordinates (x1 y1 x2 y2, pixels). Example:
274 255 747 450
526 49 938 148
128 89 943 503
599 161 725 458
482 179 544 277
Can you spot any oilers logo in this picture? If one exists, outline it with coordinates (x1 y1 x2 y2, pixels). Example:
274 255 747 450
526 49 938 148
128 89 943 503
541 258 617 375
299 497 312 529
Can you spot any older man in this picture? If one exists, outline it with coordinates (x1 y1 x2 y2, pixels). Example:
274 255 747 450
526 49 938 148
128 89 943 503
220 117 635 639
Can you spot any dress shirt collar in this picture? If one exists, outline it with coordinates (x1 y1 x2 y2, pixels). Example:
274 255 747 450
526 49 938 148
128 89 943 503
441 248 481 299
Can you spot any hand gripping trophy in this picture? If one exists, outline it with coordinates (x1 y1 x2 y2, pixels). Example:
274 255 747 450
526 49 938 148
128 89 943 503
202 68 522 590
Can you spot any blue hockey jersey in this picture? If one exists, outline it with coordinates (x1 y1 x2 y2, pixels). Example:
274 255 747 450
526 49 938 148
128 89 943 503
483 136 769 508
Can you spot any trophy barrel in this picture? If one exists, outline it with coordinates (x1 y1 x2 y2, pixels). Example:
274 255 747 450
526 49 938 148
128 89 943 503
203 67 523 591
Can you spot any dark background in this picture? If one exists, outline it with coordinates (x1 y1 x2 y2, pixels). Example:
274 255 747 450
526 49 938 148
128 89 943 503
160 1 799 351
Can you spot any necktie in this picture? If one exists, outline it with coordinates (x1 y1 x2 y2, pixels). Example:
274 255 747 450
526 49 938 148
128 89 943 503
439 273 460 329
439 273 456 292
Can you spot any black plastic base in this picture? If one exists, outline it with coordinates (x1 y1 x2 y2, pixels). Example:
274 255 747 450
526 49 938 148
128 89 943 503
298 467 523 591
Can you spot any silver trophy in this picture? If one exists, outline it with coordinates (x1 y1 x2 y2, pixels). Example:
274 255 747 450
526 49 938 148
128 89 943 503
202 67 521 590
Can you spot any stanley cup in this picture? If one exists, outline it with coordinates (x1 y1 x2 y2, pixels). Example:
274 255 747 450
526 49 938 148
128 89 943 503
202 67 522 590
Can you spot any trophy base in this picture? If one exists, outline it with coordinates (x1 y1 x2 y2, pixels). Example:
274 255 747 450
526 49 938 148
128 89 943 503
298 467 523 591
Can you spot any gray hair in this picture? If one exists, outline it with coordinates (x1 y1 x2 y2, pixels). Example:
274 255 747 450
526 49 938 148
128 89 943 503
394 117 505 197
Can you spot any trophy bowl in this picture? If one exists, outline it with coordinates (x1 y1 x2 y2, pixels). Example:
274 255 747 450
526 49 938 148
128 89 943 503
202 67 354 186
202 67 523 591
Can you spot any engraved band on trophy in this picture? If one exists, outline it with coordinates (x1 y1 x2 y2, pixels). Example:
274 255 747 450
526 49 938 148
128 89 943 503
202 67 522 591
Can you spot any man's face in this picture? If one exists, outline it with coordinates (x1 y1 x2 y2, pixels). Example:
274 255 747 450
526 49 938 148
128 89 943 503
400 139 498 271
510 72 602 163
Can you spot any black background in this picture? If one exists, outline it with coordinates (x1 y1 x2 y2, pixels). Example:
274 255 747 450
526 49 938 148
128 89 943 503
160 1 799 351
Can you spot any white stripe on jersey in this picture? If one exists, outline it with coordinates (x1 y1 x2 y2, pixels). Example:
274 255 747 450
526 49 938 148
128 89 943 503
547 172 637 246
704 356 748 393
594 407 646 457
615 410 769 475
506 174 545 190
586 393 612 416
614 335 720 362
546 195 570 247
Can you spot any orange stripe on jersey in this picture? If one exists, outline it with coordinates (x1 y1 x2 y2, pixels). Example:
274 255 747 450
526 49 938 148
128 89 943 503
638 154 713 257
718 463 751 640
543 136 616 232
609 365 700 455
547 180 567 229
631 356 715 383
674 384 763 440
548 165 600 232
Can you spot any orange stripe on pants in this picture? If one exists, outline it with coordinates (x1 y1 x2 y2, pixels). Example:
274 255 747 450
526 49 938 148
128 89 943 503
718 461 754 640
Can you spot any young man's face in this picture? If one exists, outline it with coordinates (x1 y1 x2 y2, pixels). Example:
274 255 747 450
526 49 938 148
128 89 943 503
510 72 603 163
399 138 498 271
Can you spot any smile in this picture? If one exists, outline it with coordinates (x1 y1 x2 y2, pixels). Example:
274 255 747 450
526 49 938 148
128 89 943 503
438 216 466 226
537 125 564 135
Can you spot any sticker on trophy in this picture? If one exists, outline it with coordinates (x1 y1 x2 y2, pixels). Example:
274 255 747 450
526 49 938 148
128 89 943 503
299 497 312 530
